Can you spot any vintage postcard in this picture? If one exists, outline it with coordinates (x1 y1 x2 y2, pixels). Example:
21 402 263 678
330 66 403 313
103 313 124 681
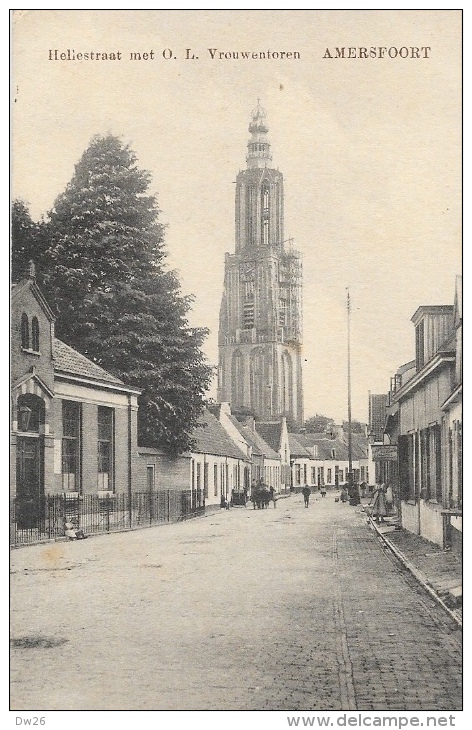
10 9 462 724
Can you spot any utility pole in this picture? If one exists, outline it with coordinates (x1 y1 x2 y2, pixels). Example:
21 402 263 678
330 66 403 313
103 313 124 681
347 288 353 488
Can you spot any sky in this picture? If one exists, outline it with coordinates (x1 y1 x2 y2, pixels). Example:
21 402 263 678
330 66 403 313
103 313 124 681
11 9 462 424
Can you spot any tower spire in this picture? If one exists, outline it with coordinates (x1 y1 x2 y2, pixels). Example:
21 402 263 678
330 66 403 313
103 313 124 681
246 100 272 169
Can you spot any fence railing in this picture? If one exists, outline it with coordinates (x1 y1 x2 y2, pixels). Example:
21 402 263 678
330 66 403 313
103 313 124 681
10 490 205 547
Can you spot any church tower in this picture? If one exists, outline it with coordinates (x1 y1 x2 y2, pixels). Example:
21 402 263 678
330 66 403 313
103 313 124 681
217 102 304 425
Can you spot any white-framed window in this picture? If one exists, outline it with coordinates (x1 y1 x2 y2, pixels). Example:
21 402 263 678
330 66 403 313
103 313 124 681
62 400 81 492
97 406 114 491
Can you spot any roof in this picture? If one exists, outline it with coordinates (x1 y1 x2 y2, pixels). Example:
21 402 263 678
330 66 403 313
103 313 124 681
255 421 282 452
191 409 248 460
437 331 456 354
288 433 312 458
297 433 368 461
226 415 263 457
411 305 454 325
53 339 125 386
238 420 280 460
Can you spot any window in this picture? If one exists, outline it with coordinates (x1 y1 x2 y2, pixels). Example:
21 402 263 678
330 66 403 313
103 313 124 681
214 463 218 496
311 467 316 484
146 465 155 492
317 467 324 485
327 468 332 484
21 313 29 349
415 321 425 370
97 406 114 491
31 317 39 352
279 299 287 327
243 302 254 329
338 469 344 483
295 463 301 485
204 462 209 499
62 401 81 492
245 281 254 300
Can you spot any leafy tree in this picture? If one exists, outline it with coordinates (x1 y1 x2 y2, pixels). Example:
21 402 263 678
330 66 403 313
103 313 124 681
304 414 334 433
40 134 213 454
11 199 47 283
342 420 365 434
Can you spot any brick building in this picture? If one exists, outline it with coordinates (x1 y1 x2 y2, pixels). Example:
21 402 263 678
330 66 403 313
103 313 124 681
11 271 140 529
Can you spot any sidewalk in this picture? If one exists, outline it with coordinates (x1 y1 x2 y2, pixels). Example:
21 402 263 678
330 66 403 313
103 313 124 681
364 507 462 627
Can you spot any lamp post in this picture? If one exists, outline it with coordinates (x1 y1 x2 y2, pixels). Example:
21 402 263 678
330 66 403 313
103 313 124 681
18 404 33 432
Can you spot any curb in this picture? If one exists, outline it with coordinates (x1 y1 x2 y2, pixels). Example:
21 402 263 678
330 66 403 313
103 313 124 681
368 516 462 629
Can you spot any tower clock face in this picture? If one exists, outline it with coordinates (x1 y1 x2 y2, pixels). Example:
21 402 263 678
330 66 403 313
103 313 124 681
240 261 256 281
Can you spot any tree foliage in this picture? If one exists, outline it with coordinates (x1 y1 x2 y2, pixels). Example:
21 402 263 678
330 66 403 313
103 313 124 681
11 199 47 283
14 134 213 454
304 414 334 433
342 420 365 434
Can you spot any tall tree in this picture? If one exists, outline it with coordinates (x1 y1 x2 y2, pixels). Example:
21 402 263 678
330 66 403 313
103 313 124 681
11 199 47 282
41 134 213 454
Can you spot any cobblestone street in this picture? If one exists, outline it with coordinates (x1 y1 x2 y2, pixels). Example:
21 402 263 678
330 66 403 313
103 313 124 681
10 493 462 712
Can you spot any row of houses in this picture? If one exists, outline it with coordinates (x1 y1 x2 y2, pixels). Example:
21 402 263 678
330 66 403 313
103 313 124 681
11 271 373 542
372 276 462 555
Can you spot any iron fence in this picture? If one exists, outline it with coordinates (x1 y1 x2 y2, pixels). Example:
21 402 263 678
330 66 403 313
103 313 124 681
10 490 205 547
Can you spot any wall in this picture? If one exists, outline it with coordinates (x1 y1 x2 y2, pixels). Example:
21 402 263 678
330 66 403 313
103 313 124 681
419 501 446 548
136 449 191 492
401 501 420 535
399 366 453 433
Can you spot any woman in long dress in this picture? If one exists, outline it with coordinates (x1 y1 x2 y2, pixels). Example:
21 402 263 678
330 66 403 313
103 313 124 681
370 484 387 523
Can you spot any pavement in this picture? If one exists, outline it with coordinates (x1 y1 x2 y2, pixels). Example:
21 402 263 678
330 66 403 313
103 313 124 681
362 504 462 627
10 491 462 711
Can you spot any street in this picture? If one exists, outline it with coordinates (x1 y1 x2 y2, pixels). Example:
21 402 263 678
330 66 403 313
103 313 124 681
10 492 462 712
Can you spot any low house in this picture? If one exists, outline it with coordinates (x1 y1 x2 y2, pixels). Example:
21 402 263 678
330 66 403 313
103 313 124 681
189 407 249 507
207 403 283 493
296 427 369 489
288 433 314 489
234 417 282 492
255 418 291 491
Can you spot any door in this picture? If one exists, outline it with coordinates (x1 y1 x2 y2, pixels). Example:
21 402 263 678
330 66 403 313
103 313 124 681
16 437 42 529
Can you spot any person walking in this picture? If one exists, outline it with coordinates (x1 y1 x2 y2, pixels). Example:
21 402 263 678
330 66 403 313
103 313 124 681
302 485 311 508
370 483 388 523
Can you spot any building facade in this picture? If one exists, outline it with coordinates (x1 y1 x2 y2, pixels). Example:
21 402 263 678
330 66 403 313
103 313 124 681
388 290 462 552
11 274 141 530
217 102 304 426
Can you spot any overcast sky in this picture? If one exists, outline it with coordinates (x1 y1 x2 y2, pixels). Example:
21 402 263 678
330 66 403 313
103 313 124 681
11 9 462 423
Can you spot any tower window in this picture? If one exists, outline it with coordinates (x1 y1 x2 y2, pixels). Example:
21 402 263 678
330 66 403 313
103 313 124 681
279 299 287 327
261 185 270 246
245 281 254 300
31 317 40 352
243 302 254 329
21 313 29 349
